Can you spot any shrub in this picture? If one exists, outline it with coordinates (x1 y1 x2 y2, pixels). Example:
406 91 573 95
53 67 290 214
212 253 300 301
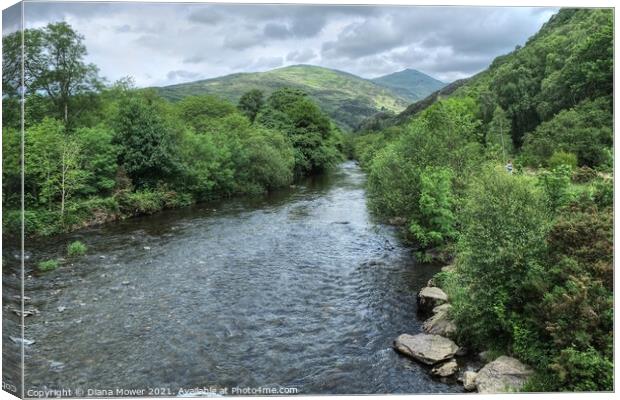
548 150 577 170
37 259 59 271
592 178 612 209
537 165 572 212
67 241 87 257
448 167 549 350
571 166 597 183
408 167 456 248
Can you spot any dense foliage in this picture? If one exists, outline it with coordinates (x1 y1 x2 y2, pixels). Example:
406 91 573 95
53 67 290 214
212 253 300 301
2 23 342 237
352 8 613 391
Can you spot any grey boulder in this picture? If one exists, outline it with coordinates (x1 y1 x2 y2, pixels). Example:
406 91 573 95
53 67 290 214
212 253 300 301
394 333 459 365
475 356 533 393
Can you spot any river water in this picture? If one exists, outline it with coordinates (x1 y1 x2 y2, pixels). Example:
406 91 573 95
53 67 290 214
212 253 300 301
4 161 461 395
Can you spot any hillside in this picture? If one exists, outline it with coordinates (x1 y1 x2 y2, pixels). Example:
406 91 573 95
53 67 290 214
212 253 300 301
371 68 445 102
157 65 410 131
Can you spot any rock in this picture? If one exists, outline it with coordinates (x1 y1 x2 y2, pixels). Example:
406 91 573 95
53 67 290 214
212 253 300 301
143 246 151 250
426 278 436 287
463 371 478 391
475 356 533 393
393 333 459 365
10 336 35 346
417 287 448 314
388 216 407 226
11 308 39 317
423 304 456 337
50 361 65 370
121 281 130 285
441 264 455 273
431 359 458 377
479 351 493 362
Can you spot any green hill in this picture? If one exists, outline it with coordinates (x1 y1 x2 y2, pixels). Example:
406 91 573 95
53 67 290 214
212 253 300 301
156 65 410 131
371 68 445 102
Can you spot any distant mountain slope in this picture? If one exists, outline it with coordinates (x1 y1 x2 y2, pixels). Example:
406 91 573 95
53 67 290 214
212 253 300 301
156 65 410 131
371 69 446 102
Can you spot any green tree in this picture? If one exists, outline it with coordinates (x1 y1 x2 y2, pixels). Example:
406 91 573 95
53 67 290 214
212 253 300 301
32 22 102 125
237 89 264 123
408 167 456 248
113 96 180 188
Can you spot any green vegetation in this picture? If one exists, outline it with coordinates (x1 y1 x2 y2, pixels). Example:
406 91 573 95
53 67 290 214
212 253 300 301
352 9 612 391
2 24 342 238
371 68 446 102
156 64 411 131
67 241 88 257
37 259 59 272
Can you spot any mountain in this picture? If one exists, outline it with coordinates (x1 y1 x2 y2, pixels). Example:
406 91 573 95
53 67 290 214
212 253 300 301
156 65 410 131
371 69 445 102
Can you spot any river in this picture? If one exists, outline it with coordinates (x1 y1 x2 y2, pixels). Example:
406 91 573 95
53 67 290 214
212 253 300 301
3 161 461 395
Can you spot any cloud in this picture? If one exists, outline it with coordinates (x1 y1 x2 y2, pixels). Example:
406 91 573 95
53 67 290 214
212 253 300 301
16 2 558 86
286 49 317 63
166 70 203 82
263 22 290 39
251 56 284 70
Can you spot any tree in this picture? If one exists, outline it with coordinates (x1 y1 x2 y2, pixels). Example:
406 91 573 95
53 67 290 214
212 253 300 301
33 22 102 125
237 89 264 123
113 96 180 188
59 136 85 217
24 118 85 216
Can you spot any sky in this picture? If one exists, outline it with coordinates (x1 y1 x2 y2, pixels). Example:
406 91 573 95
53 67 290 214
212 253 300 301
3 1 558 87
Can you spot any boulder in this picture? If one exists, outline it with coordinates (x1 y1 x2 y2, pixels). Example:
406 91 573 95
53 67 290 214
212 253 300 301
388 217 407 226
431 359 458 377
475 356 533 393
417 287 448 314
393 333 459 365
463 371 477 391
441 264 455 273
423 304 456 337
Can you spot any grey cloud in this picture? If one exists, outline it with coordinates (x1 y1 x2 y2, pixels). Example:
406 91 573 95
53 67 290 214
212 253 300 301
223 29 263 50
2 2 21 36
166 70 202 82
14 2 558 86
322 17 402 59
263 22 290 39
286 49 317 63
252 56 284 70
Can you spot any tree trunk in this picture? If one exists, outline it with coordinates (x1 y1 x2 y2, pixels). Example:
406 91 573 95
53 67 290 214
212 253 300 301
64 102 68 124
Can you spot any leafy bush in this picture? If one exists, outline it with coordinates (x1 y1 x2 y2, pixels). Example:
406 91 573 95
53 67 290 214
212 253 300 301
447 167 549 350
408 167 456 247
537 165 572 212
37 259 59 271
548 150 577 170
571 166 597 183
67 241 87 257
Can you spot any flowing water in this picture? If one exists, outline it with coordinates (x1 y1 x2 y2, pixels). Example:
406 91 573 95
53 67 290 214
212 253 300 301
3 162 461 395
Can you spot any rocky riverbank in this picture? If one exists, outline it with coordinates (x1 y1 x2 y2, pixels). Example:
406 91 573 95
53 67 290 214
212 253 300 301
393 264 533 393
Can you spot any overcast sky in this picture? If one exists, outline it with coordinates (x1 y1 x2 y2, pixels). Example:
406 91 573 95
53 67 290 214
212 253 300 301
3 2 558 87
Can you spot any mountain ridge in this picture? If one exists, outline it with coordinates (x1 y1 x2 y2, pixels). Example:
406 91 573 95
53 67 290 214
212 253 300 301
156 64 444 131
371 68 446 102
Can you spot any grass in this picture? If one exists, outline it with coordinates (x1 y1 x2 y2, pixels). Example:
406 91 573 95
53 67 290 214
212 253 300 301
37 259 59 271
67 240 87 257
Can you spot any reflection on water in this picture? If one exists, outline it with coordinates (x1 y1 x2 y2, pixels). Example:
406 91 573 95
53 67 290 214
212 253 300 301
3 161 461 395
